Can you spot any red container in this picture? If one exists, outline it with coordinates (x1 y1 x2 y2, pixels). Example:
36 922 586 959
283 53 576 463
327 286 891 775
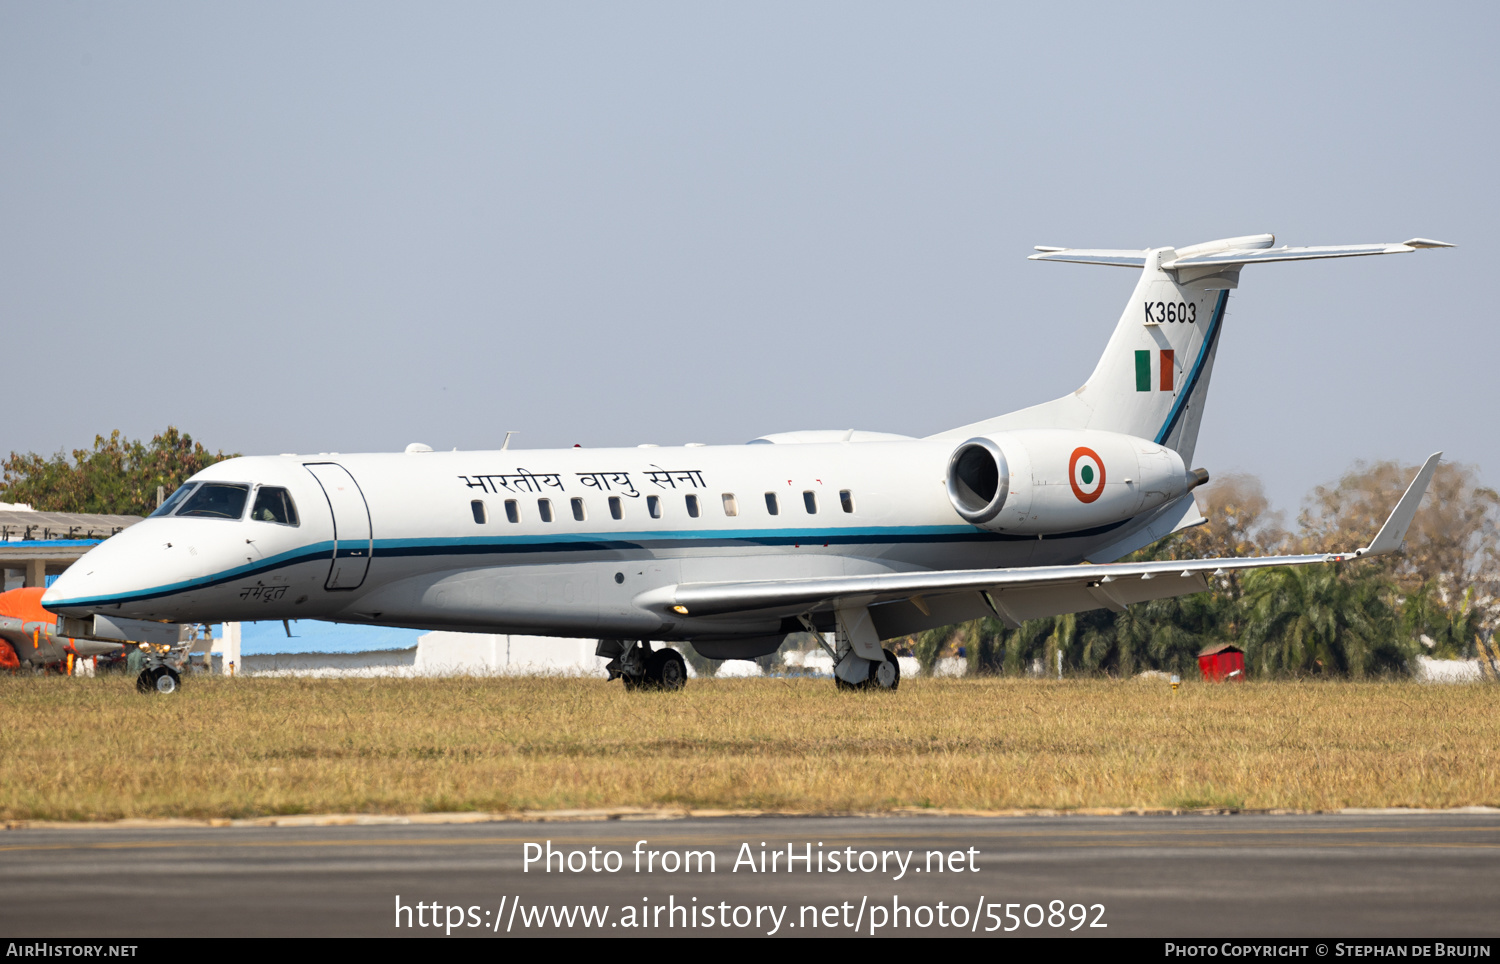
1197 643 1246 682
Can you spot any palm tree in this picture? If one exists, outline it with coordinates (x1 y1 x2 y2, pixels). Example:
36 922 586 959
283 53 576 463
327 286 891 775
1239 564 1409 677
1402 583 1486 660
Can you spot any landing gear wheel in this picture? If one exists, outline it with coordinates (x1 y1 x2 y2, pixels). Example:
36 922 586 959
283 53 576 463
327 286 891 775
140 666 181 695
644 649 687 691
868 649 900 691
621 674 643 691
834 650 901 692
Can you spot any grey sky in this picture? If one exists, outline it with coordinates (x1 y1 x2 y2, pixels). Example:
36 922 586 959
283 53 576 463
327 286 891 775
2 3 1493 515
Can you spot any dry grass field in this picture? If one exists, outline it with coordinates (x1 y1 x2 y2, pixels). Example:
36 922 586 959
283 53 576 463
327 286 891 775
2 674 1498 821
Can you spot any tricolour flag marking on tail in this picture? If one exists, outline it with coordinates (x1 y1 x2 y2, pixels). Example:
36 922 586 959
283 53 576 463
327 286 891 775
1135 349 1175 392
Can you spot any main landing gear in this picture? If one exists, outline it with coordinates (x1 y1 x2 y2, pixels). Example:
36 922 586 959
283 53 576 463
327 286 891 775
798 612 901 693
596 639 687 691
833 648 901 692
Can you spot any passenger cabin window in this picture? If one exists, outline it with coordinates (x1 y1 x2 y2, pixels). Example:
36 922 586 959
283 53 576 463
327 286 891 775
251 487 300 526
538 499 554 522
505 500 520 523
176 482 250 520
840 489 854 513
685 494 700 518
571 497 587 522
647 495 662 519
151 483 197 518
722 493 738 517
803 491 818 514
609 496 623 520
471 500 487 524
765 492 779 516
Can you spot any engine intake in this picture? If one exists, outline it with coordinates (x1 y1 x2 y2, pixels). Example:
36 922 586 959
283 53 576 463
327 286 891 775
946 437 1009 524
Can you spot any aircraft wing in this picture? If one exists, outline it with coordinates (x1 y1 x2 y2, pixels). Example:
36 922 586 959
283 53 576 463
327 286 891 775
647 453 1441 631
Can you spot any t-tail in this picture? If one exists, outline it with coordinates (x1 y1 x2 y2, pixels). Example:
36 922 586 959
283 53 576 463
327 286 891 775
932 233 1453 464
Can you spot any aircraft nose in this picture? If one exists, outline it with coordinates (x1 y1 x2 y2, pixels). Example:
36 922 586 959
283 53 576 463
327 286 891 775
39 574 69 610
40 523 166 617
41 552 116 616
40 565 99 613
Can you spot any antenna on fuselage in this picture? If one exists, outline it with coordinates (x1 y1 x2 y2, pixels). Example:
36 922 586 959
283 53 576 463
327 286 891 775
501 431 518 450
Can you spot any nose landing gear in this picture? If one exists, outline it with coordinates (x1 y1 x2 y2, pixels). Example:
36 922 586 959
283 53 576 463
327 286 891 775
129 628 203 695
136 665 182 695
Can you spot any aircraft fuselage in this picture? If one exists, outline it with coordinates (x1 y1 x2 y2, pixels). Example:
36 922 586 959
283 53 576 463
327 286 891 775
42 433 1186 642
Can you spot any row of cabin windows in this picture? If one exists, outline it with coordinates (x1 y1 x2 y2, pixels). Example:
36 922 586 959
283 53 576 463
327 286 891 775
470 490 856 525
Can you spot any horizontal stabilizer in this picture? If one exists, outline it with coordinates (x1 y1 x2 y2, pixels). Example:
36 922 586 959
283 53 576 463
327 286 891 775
1028 248 1147 267
1029 235 1453 271
1162 240 1454 270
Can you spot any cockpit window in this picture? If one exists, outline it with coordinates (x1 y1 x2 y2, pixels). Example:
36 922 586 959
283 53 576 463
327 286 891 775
250 486 300 526
149 483 197 518
175 482 251 520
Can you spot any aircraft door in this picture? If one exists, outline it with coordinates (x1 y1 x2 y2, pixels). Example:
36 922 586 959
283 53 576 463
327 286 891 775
304 463 373 591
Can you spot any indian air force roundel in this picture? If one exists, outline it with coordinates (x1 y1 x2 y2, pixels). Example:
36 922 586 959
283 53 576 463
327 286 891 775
1069 447 1106 503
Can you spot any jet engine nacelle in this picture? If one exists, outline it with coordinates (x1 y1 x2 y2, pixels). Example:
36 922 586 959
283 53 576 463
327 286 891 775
946 429 1203 535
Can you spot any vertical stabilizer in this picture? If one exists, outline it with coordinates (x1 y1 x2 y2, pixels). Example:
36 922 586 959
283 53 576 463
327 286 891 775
933 246 1236 464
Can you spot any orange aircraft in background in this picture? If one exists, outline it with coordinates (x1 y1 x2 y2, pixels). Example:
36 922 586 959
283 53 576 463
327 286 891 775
0 587 122 672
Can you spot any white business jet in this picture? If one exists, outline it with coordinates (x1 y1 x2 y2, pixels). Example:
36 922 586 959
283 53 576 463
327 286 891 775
44 234 1450 694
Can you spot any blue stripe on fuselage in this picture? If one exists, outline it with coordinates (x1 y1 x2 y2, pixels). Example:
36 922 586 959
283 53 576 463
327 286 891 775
45 518 1134 609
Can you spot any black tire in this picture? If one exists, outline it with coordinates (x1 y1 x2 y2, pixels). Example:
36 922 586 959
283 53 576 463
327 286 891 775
835 650 901 691
150 666 181 695
136 669 155 694
644 649 687 691
655 649 687 691
868 649 901 691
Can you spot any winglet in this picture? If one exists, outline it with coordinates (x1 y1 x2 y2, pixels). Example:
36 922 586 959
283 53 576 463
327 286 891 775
1357 452 1442 557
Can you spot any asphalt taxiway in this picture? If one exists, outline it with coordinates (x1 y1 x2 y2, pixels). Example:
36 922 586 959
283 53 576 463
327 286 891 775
3 814 1498 937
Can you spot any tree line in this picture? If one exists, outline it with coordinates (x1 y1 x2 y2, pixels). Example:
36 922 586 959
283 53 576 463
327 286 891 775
1 428 236 517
